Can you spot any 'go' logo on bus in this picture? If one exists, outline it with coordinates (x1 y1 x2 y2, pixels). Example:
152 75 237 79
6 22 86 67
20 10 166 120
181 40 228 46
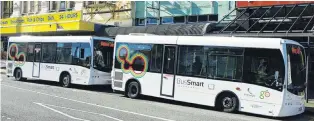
259 90 270 99
8 43 26 66
116 45 148 78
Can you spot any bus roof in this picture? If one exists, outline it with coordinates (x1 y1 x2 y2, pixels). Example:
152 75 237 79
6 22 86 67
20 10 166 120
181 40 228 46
9 36 114 43
115 35 303 49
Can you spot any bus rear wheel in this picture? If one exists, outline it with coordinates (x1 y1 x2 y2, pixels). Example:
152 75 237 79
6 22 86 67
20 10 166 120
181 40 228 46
126 81 141 99
60 73 71 88
14 69 25 81
217 94 238 113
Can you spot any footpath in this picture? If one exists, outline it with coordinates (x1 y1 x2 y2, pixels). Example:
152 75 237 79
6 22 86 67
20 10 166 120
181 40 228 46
305 90 314 115
0 68 5 74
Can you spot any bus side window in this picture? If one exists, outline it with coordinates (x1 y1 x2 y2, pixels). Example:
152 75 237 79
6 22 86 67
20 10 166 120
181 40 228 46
150 44 163 73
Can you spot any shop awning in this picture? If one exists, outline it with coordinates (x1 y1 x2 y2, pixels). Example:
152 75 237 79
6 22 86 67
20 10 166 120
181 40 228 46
96 23 212 37
0 11 107 36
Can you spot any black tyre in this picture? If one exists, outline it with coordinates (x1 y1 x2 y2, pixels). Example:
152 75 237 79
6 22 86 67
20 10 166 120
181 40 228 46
14 69 25 81
127 81 141 99
60 73 71 88
217 94 238 113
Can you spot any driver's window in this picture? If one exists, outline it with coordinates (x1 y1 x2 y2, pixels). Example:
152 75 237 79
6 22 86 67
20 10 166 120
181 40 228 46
243 48 285 91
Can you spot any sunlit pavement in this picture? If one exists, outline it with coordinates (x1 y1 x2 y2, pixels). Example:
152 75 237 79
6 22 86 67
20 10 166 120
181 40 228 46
1 75 314 121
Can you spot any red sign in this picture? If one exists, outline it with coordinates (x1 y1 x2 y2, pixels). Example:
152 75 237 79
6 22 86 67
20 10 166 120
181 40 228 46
100 41 114 47
237 1 314 8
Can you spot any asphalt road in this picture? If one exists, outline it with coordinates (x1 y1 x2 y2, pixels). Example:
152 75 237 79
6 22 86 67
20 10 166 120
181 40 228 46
1 75 314 121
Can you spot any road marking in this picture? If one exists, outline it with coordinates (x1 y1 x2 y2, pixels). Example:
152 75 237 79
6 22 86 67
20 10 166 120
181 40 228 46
34 102 123 121
2 84 175 121
1 77 118 97
35 102 90 121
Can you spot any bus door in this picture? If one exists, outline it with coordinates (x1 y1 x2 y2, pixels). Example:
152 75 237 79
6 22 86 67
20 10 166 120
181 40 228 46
160 45 177 97
32 43 41 77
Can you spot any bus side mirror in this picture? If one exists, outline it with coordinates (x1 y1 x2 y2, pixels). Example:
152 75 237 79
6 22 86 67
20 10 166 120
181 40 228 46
274 71 282 87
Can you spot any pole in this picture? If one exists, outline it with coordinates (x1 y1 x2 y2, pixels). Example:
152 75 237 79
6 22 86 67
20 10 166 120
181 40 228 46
306 36 310 103
157 1 160 25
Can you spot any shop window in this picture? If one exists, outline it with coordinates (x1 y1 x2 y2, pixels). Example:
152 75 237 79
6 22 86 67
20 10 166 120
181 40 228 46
21 1 28 14
1 1 13 18
59 1 66 11
174 16 185 23
38 1 42 12
162 17 174 24
198 15 208 22
208 14 218 21
147 18 157 25
29 1 35 13
136 18 145 26
49 1 57 12
188 16 197 23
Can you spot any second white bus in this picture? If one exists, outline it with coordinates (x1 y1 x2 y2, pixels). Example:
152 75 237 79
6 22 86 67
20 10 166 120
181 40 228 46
111 34 306 117
6 36 114 87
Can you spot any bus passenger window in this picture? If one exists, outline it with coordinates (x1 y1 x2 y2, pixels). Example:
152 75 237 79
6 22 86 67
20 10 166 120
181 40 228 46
150 44 163 73
177 46 207 77
42 43 57 63
207 48 244 81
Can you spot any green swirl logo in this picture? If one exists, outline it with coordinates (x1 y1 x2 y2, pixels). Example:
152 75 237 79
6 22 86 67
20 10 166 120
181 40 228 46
260 90 270 99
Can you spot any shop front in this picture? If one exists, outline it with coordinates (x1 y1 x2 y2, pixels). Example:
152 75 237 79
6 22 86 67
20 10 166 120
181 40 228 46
0 10 99 36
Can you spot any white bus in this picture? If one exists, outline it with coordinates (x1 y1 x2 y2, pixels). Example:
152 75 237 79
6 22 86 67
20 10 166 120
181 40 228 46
6 36 114 87
111 34 307 117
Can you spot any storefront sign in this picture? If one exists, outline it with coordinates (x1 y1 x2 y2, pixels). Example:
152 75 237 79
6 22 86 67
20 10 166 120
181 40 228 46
0 10 95 35
0 10 82 27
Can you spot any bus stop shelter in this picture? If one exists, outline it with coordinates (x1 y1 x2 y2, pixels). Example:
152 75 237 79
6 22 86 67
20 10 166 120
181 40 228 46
95 23 212 38
206 3 314 101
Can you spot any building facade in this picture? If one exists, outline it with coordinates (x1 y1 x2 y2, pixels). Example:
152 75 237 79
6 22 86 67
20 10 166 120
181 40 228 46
0 1 132 60
133 1 236 26
0 1 132 36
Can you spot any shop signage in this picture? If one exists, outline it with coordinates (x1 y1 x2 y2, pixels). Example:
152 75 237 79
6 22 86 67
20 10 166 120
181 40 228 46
0 10 82 27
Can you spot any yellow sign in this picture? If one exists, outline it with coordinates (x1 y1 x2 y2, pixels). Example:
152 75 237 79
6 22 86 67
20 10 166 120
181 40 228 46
1 10 82 27
0 10 95 35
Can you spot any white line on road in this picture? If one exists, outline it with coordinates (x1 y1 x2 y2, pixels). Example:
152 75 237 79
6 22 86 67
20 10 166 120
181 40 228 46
35 102 90 121
34 102 123 121
2 84 176 121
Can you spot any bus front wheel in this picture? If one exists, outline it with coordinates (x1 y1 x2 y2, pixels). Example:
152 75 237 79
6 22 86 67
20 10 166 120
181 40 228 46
217 93 238 113
14 69 25 81
60 73 71 88
126 81 141 99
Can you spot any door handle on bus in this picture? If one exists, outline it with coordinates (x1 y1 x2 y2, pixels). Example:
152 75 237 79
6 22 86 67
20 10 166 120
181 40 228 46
163 76 167 79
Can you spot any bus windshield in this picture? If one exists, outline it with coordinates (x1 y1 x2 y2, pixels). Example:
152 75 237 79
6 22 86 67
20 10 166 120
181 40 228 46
93 40 114 72
287 44 306 95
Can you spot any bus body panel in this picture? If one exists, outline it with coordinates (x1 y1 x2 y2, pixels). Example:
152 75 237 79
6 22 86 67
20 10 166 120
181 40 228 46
112 35 306 117
6 36 114 86
90 69 112 85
